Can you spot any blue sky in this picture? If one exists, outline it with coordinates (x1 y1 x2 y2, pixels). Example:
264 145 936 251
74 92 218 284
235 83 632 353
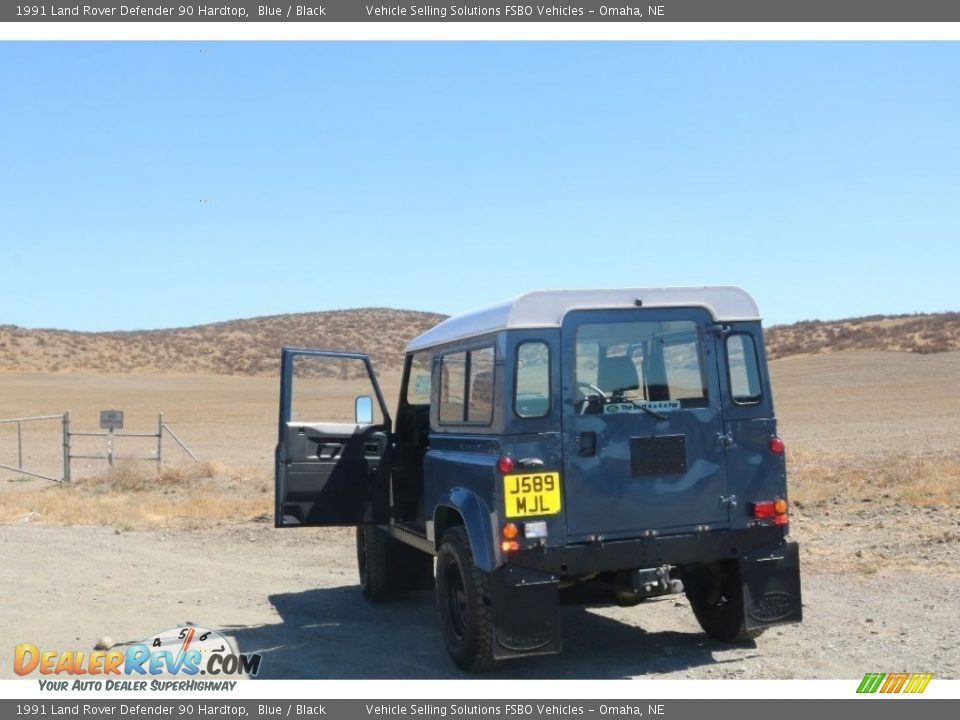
0 41 957 331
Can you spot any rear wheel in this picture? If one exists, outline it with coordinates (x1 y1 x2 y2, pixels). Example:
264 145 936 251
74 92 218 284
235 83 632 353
357 526 433 602
435 526 495 672
686 563 765 643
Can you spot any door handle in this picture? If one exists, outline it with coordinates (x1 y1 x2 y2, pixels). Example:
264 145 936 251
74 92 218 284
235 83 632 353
577 432 597 457
316 443 343 460
716 432 734 449
516 457 544 468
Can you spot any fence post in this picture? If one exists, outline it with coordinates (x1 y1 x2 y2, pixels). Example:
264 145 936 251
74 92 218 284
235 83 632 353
157 412 163 468
17 420 22 469
62 410 71 483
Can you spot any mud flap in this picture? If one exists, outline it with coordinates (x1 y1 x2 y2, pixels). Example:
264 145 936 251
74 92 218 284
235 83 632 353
740 540 803 631
488 565 562 660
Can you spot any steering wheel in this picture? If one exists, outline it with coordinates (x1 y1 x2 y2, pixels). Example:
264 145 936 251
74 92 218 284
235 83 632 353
577 381 607 415
577 381 606 398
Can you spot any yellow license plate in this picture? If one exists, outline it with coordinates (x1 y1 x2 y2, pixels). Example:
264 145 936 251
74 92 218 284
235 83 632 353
503 471 562 518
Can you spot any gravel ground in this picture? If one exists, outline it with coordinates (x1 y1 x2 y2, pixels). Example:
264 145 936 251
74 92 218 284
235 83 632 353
3 505 957 680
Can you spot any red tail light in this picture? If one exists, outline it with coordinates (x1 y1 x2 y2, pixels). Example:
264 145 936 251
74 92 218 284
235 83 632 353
769 436 785 454
497 456 514 473
753 497 789 525
752 501 776 519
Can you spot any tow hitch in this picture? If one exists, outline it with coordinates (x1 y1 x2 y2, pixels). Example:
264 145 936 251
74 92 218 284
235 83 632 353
613 565 684 606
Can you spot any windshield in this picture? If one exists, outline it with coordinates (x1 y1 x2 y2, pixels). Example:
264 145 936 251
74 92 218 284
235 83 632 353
575 319 709 414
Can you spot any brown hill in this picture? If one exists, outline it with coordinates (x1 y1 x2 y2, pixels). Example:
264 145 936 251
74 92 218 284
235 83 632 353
1 309 957 376
0 308 446 376
764 312 960 360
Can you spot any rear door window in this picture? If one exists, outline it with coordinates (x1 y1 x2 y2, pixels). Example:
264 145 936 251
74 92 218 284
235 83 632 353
574 320 708 411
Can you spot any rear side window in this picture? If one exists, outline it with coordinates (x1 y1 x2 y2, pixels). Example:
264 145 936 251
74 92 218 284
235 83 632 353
467 347 494 423
515 341 550 418
727 334 763 404
439 347 495 425
439 352 467 423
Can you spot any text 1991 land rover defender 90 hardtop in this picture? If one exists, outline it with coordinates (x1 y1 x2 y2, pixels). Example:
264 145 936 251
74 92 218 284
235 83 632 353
274 287 802 671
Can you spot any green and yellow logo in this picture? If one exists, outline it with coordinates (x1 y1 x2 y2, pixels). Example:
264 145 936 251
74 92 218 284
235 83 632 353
857 672 933 694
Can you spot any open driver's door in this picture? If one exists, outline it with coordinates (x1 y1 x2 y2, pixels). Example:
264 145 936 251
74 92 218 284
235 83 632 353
275 347 392 527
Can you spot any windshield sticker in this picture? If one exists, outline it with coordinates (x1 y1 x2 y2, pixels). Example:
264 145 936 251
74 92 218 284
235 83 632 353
604 400 681 414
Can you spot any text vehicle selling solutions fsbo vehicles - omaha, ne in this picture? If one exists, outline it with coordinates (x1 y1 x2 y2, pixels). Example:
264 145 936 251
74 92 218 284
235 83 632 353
273 287 802 671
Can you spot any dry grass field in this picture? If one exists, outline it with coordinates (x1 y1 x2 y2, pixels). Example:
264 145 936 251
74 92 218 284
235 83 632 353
1 350 957 531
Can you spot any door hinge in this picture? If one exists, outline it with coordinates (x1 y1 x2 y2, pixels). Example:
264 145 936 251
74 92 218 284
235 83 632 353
716 432 734 449
720 494 737 510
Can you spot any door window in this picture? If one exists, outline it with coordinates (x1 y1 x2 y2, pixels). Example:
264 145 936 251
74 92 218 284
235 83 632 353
291 354 384 424
405 351 433 405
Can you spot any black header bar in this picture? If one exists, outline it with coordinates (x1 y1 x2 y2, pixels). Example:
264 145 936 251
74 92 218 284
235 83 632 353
5 1 960 23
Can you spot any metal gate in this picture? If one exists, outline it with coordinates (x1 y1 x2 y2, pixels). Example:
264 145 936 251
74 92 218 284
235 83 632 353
0 411 198 483
0 414 65 483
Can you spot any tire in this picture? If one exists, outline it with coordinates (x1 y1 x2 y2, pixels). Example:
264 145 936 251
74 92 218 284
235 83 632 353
435 526 496 672
357 526 393 602
357 526 434 602
685 563 765 643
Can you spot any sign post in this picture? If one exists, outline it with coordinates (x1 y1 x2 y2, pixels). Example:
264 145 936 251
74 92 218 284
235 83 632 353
100 410 124 467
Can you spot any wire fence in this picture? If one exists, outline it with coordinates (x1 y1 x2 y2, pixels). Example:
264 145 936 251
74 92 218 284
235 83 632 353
0 412 198 483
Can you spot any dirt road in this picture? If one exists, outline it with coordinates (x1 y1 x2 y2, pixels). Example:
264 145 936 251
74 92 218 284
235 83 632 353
3 508 957 680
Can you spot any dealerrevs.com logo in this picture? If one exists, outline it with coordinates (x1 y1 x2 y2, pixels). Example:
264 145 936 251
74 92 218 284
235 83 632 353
15 626 262 691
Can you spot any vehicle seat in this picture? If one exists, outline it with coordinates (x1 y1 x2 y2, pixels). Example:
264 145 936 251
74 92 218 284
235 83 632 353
597 355 639 394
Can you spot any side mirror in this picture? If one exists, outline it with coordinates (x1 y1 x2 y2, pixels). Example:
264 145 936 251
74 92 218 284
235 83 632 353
355 395 374 425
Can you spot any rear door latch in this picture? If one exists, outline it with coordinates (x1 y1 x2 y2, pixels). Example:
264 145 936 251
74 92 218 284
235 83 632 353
720 494 737 509
716 432 734 449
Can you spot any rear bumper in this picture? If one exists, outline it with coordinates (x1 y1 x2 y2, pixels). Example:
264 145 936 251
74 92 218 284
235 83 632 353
507 525 787 577
490 528 800 657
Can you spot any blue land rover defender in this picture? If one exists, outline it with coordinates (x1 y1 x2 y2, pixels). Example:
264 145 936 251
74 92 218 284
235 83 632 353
275 287 802 671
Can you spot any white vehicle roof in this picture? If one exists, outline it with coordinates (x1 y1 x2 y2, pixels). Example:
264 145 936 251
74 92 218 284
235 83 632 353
406 286 761 352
